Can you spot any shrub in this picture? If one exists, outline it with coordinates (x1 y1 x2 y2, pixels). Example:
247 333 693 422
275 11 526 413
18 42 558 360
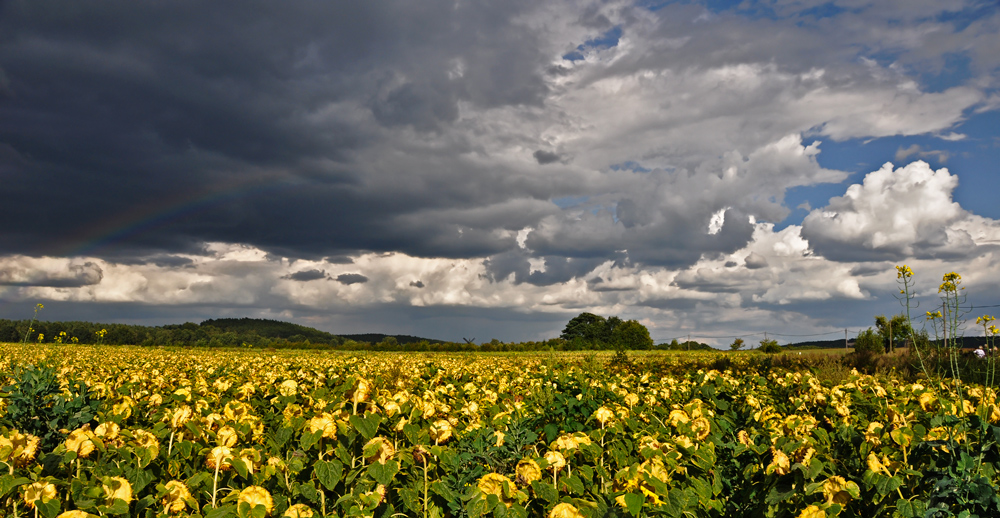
759 338 781 354
0 363 101 451
854 328 883 355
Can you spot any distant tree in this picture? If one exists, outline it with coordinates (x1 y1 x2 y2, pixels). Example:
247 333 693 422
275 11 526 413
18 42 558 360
612 320 653 350
854 328 883 354
560 313 608 344
874 314 911 352
730 338 745 351
759 338 781 354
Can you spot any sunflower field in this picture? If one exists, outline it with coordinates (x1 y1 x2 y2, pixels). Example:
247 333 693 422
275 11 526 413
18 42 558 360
2 345 999 518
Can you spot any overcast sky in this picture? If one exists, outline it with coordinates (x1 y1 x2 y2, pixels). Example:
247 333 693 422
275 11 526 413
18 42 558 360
2 0 999 346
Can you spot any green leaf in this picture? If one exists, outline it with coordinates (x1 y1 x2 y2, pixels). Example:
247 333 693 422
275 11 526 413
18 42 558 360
299 480 320 503
299 429 323 451
0 474 30 499
431 480 460 502
349 413 383 440
368 459 399 486
530 481 558 503
314 459 344 491
690 477 712 505
205 504 238 518
623 492 644 517
559 474 584 495
230 457 249 479
36 498 63 518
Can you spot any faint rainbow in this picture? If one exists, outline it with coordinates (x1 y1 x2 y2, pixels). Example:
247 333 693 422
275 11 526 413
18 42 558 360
61 176 296 258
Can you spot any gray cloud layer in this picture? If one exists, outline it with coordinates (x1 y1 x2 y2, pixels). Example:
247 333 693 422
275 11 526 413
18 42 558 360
1 1 998 342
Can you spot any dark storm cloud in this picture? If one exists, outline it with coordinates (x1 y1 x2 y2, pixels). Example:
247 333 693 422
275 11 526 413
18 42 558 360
0 0 551 260
533 150 562 165
483 250 605 286
409 280 425 288
744 252 769 269
336 273 368 285
0 262 103 287
282 269 328 282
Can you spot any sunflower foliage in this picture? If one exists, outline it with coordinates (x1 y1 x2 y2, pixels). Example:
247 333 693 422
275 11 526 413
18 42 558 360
0 363 100 452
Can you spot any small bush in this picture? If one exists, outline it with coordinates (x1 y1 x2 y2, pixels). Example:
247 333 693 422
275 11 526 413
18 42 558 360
0 363 101 451
854 328 883 355
759 339 782 354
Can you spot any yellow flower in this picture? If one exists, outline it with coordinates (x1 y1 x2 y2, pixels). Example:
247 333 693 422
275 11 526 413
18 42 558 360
624 393 640 407
56 512 90 518
515 458 542 485
669 409 690 426
65 426 96 458
23 481 57 508
238 486 274 516
206 446 233 471
95 421 120 442
866 452 887 474
283 504 315 517
133 429 160 455
351 378 372 404
549 502 585 518
594 406 615 426
2 430 40 466
364 437 396 464
918 392 938 412
306 413 338 439
797 505 825 518
279 380 298 397
767 448 790 475
821 476 858 505
162 480 191 514
217 425 239 447
737 430 752 446
691 417 711 440
170 406 193 429
103 476 133 504
895 265 912 279
544 450 566 471
478 473 516 506
430 419 453 444
674 435 695 450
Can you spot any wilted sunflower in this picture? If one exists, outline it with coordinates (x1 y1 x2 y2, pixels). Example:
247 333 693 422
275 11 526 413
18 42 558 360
162 480 191 514
549 502 585 518
821 476 859 505
238 486 274 516
516 458 542 485
170 406 193 429
2 430 40 467
430 419 453 444
477 473 516 506
766 448 790 475
55 511 89 518
217 425 239 447
306 413 338 439
593 406 615 426
206 446 234 471
283 504 314 517
65 425 96 458
23 481 57 508
364 437 395 464
132 429 161 456
103 476 133 504
544 450 566 471
796 505 825 518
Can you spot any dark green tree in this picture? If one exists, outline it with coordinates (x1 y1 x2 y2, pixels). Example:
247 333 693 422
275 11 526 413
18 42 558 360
560 313 608 344
730 337 745 351
874 314 911 353
854 327 883 354
612 319 653 350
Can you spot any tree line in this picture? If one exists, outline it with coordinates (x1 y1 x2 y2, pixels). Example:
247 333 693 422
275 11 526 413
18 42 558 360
0 313 662 351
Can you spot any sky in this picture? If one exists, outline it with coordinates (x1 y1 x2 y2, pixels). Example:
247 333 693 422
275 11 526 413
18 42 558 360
1 0 999 346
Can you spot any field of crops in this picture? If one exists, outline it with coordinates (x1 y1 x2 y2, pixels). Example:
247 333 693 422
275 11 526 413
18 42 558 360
1 345 999 518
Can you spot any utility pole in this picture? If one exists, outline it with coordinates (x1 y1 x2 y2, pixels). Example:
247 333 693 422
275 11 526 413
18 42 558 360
889 320 893 353
845 328 848 350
